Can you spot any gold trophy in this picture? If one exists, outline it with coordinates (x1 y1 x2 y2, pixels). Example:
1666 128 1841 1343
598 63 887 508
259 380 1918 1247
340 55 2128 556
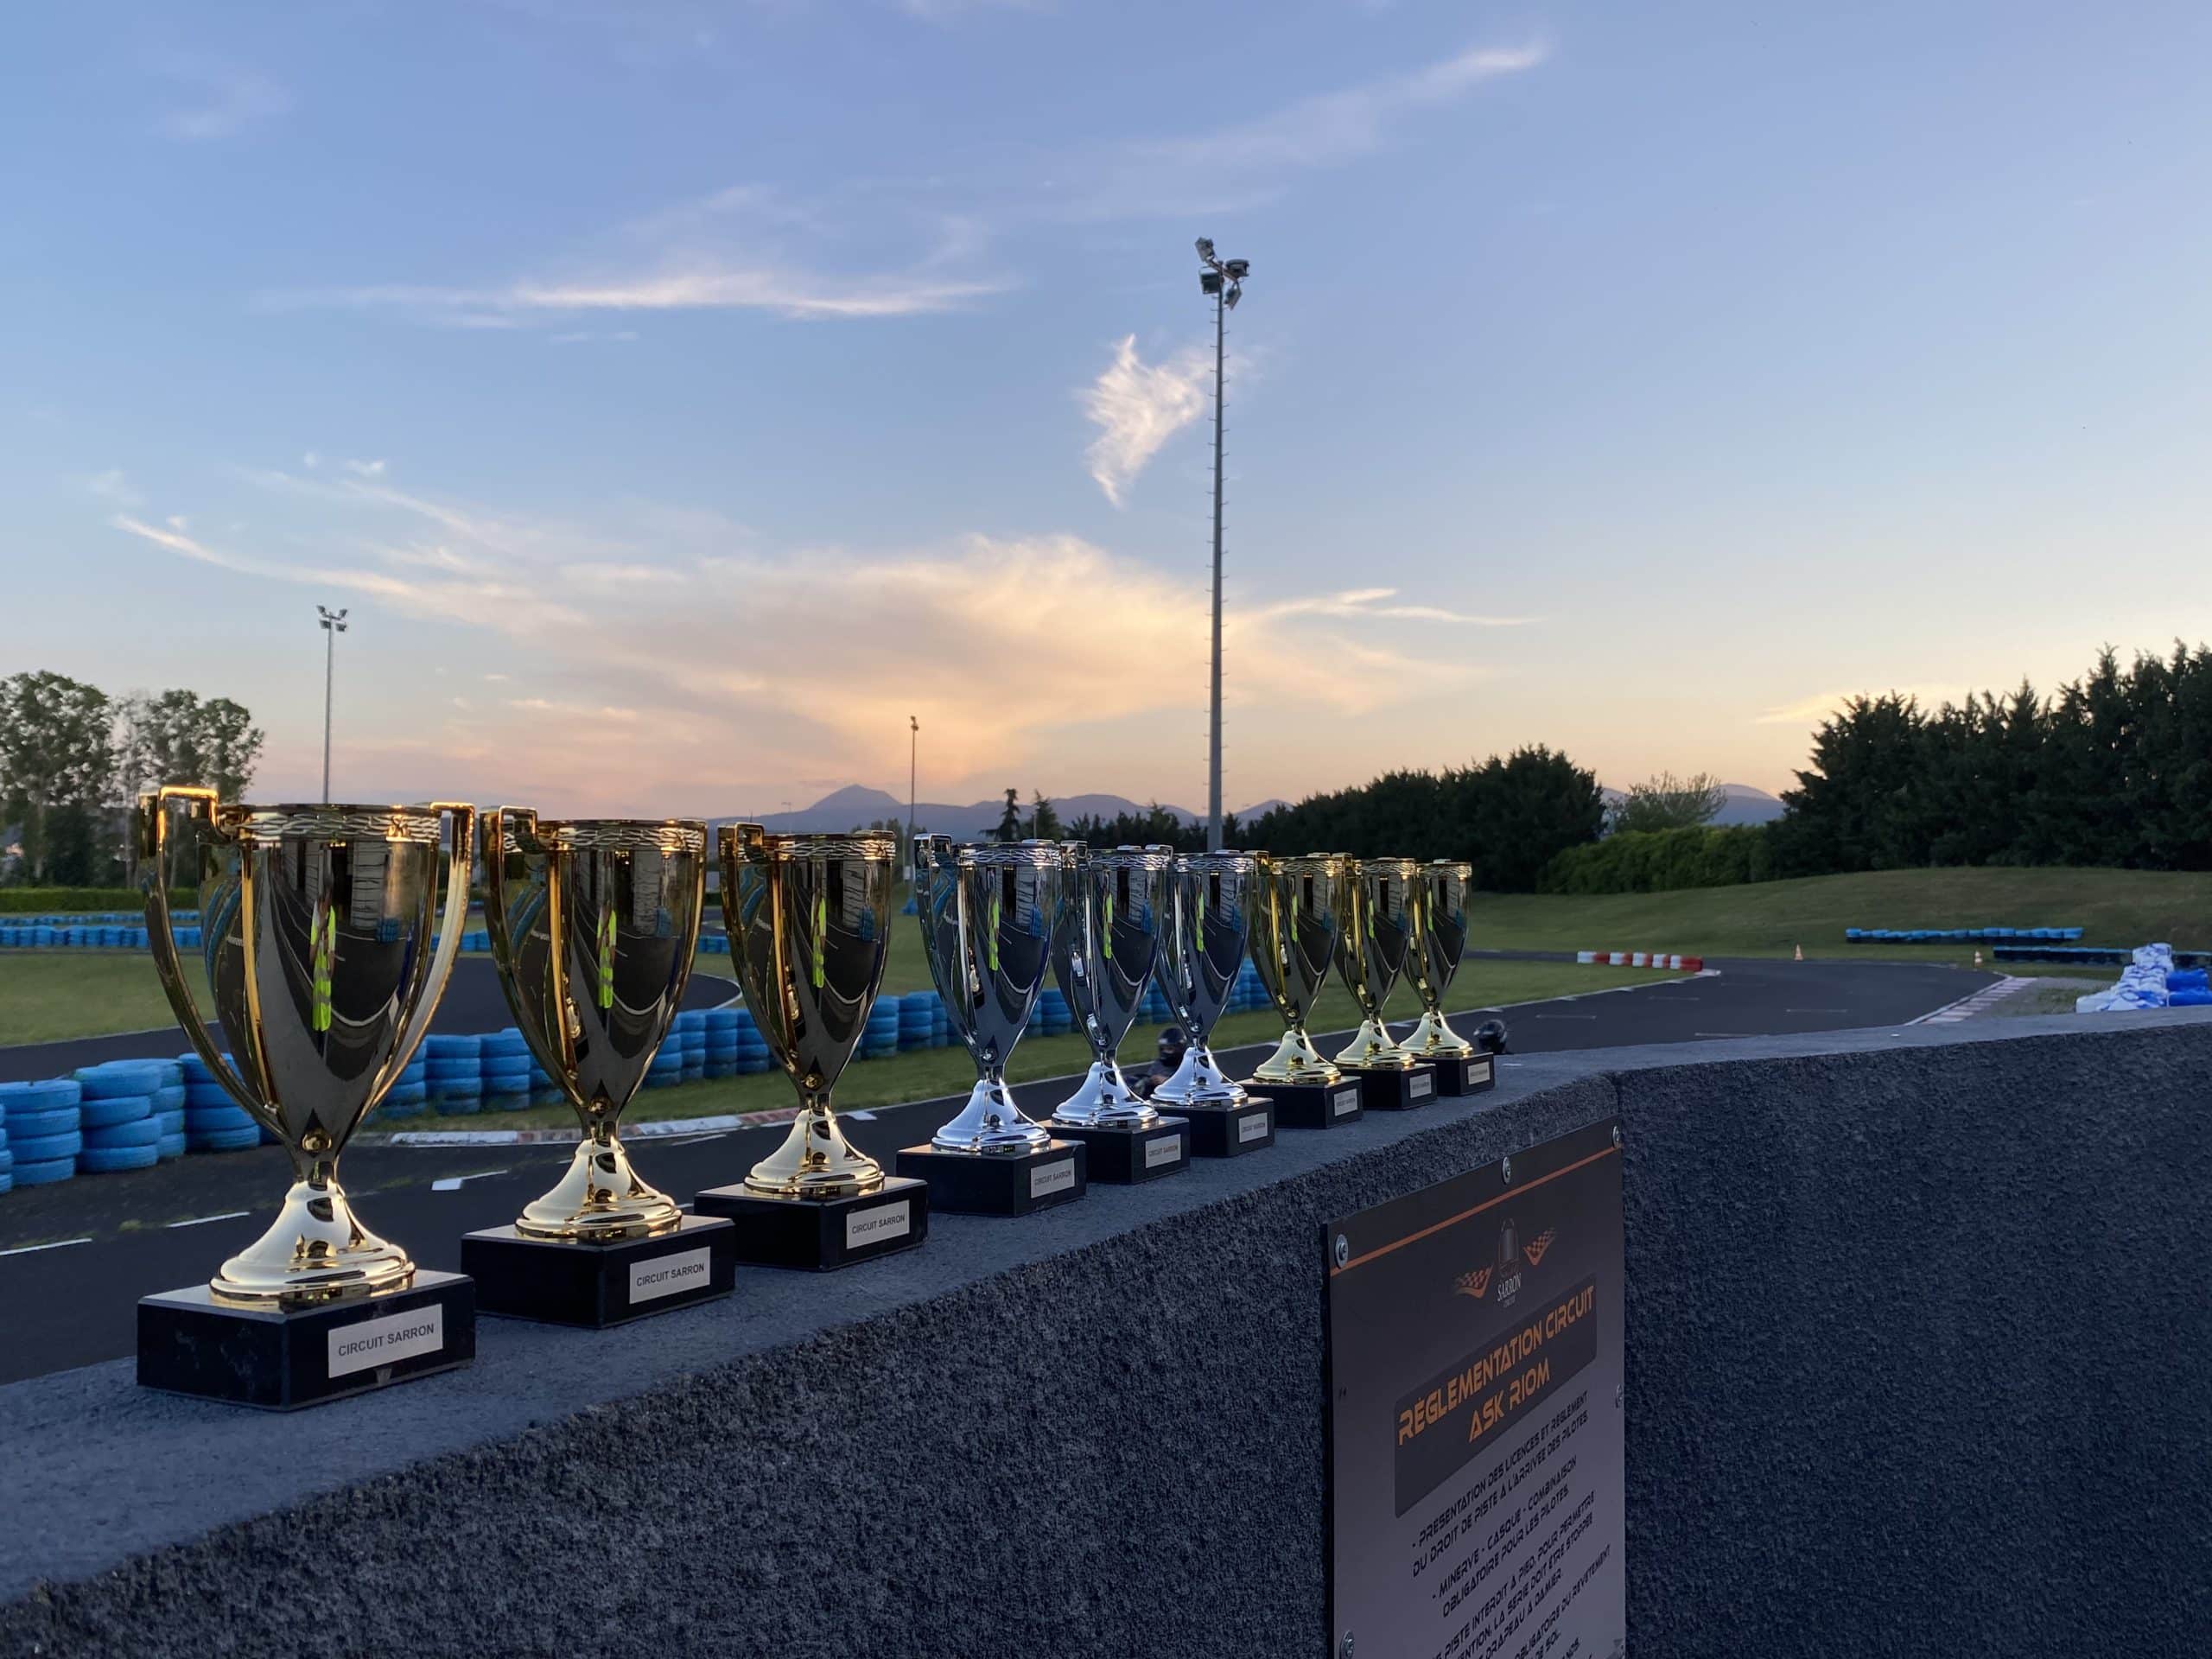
135 788 478 1408
1243 851 1369 1128
693 825 927 1268
460 810 736 1325
1331 855 1439 1109
1405 859 1493 1096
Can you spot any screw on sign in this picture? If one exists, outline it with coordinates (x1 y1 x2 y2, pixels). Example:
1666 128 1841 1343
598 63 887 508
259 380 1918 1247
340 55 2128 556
1334 1233 1350 1269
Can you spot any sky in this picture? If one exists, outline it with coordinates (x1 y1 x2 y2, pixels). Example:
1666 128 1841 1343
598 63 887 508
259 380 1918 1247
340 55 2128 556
4 1 2210 818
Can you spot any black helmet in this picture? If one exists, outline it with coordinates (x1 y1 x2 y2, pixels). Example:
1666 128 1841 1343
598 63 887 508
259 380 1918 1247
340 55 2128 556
1474 1018 1509 1055
1156 1026 1188 1065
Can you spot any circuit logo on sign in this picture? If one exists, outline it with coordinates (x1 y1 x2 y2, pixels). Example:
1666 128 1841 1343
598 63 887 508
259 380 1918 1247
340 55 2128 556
1522 1228 1558 1268
1452 1268 1493 1302
1452 1219 1563 1312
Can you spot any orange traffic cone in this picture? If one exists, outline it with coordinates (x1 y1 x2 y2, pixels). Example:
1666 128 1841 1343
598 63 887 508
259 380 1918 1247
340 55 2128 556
1793 944 1803 963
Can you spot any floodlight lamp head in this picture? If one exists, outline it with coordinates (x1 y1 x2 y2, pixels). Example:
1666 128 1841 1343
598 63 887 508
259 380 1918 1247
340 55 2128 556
1224 283 1241 309
1195 237 1217 264
1222 257 1249 280
1200 270 1224 296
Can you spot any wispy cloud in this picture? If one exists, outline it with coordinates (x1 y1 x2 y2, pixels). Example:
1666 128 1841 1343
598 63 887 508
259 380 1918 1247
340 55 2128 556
1251 588 1537 626
1073 39 1547 216
152 54 291 142
344 458 387 477
1083 335 1208 505
1755 686 1973 726
78 469 141 507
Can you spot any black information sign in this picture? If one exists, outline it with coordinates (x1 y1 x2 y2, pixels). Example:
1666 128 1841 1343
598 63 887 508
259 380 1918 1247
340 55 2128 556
1324 1117 1625 1659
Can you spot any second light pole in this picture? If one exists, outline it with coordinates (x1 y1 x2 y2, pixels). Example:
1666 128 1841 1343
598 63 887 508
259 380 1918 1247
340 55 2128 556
1196 237 1249 853
317 605 348 804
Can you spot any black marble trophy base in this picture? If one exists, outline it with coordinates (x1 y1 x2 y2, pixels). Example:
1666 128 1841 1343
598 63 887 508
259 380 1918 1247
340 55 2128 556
1431 1051 1497 1096
1044 1117 1190 1184
1157 1099 1274 1158
893 1141 1089 1217
1243 1076 1366 1129
694 1176 928 1270
137 1270 474 1411
461 1214 736 1327
1348 1063 1440 1110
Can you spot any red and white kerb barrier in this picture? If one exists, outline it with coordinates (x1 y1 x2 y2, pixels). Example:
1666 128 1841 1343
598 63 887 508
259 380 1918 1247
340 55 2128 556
1576 950 1703 971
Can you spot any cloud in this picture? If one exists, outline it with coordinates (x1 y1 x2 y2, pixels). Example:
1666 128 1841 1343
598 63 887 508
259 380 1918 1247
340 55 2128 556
258 186 1007 327
79 469 141 506
153 55 291 142
1754 686 1974 726
105 473 1497 802
1074 39 1547 216
1084 335 1209 505
1249 588 1537 626
899 0 1047 22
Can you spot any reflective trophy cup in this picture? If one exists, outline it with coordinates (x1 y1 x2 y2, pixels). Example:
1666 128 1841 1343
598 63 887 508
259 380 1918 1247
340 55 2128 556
1153 848 1258 1117
895 836 1089 1214
693 826 926 1268
135 788 477 1408
1405 859 1494 1097
1242 851 1368 1131
1041 843 1206 1176
1332 855 1440 1109
459 810 737 1325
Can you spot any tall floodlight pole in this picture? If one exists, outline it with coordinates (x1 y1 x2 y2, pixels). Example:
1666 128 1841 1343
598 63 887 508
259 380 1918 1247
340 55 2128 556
1195 238 1249 852
907 715 919 880
316 606 349 804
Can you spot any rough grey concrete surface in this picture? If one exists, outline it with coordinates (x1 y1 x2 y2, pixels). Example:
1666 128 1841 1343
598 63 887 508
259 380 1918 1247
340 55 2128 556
1 1012 2207 1657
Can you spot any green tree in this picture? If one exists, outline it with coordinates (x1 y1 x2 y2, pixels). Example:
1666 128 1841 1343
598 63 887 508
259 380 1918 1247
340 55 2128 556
1611 771 1726 834
0 671 115 883
1029 791 1062 840
994 788 1021 842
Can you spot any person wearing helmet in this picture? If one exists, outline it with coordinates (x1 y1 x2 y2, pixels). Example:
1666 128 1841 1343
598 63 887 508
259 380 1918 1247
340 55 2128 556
1134 1026 1188 1099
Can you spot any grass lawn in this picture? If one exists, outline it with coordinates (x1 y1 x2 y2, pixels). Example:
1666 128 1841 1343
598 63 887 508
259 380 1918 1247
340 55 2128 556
397 959 1672 1133
1470 868 2212 967
0 952 216 1045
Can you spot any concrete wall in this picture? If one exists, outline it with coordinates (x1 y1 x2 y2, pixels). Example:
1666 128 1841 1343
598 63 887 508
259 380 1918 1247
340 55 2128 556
3 1014 2207 1658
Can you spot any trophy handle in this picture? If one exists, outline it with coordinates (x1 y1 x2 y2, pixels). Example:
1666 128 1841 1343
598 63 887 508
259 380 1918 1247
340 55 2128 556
140 784 257 1116
374 800 478 1096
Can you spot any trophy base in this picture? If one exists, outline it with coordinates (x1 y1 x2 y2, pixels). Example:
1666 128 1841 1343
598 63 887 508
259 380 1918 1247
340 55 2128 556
1158 1098 1274 1158
1429 1051 1496 1096
461 1215 735 1327
893 1141 1088 1217
694 1176 929 1271
137 1271 474 1411
1044 1118 1190 1184
1243 1077 1366 1129
1344 1064 1440 1111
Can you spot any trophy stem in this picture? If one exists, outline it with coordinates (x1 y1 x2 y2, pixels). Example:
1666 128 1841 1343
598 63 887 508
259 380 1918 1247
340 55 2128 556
1253 1021 1342 1085
1336 1015 1417 1072
1407 1007 1476 1059
1051 1057 1159 1129
746 1092 885 1199
212 1173 416 1307
516 1122 683 1241
931 1068 1053 1154
1151 1037 1249 1109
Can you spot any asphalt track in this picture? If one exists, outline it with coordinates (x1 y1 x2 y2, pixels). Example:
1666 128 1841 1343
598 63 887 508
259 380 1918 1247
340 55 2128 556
0 955 1987 1384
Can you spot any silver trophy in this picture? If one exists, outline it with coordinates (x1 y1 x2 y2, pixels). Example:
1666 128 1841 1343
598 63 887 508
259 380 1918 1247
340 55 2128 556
914 835 1064 1154
1153 849 1255 1108
1048 842 1174 1128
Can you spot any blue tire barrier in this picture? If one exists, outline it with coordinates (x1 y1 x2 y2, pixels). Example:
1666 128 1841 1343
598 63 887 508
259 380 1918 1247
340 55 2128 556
485 1092 531 1113
84 1116 162 1150
703 1059 737 1079
0 1147 12 1180
5 1105 80 1141
385 1082 429 1104
481 1066 531 1087
0 1078 81 1109
79 1142 161 1173
735 1053 773 1075
156 1109 186 1135
183 1084 239 1110
188 1125 262 1152
152 1084 187 1113
14 1131 85 1163
156 1132 188 1161
75 1062 173 1100
184 1105 257 1134
80 1095 154 1131
14 1157 75 1186
435 1097 483 1116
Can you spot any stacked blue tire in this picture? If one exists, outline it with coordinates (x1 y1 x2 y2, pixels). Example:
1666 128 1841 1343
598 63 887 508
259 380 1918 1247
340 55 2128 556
72 1061 172 1173
861 999 899 1059
3 1079 80 1185
673 1010 708 1082
424 1033 484 1115
381 1052 430 1120
481 1029 531 1112
181 1053 260 1151
898 991 938 1051
733 1007 772 1074
0 1089 10 1194
646 1032 683 1092
703 1007 741 1077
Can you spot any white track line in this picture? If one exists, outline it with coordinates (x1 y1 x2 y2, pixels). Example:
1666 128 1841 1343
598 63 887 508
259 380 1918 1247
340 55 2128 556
1907 976 2037 1026
166 1211 249 1228
429 1169 511 1191
0 1237 91 1256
